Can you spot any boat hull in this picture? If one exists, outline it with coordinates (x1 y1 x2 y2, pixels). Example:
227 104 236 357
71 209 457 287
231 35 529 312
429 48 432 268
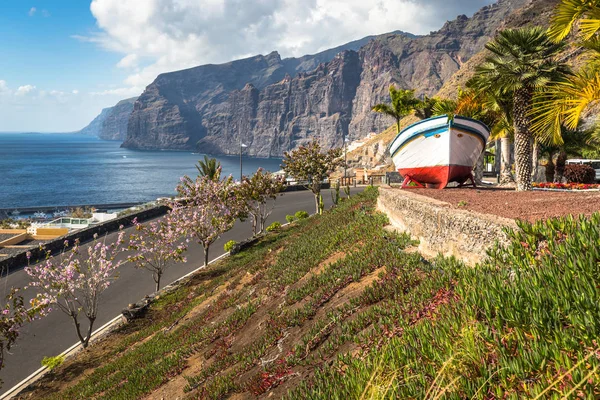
388 116 490 189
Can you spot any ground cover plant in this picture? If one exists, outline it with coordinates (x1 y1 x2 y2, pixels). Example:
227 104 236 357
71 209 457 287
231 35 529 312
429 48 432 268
18 188 600 399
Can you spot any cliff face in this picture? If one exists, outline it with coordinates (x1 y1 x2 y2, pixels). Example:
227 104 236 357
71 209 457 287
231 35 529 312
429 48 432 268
78 97 136 141
123 0 529 156
78 107 111 137
99 98 136 140
348 0 561 170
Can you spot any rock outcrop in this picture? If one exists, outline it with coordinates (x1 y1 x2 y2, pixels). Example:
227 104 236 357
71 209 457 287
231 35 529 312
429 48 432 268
78 97 136 141
123 0 530 156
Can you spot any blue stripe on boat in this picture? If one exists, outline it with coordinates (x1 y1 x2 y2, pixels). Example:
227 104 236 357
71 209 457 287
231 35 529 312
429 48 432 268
390 125 486 158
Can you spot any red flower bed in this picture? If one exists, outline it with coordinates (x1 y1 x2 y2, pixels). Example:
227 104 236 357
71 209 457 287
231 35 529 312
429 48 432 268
534 182 600 190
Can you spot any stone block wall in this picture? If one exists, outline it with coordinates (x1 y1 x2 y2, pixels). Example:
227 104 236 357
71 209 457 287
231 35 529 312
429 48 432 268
377 187 517 265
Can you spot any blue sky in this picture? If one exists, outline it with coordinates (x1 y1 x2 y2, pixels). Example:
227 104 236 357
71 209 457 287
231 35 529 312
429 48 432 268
0 0 494 133
0 1 124 93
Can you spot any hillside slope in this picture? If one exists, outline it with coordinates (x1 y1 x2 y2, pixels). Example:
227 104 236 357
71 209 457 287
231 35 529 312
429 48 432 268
17 189 600 399
123 0 526 156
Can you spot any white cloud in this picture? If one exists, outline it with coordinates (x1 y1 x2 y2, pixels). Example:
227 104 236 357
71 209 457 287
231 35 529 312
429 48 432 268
116 53 139 69
0 80 9 93
90 86 142 97
0 80 131 132
16 85 36 96
28 7 36 16
86 0 494 91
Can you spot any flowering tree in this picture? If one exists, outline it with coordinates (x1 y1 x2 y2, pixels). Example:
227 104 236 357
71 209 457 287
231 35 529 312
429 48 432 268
238 168 285 235
171 168 244 267
0 289 38 382
25 232 125 348
128 218 187 292
282 140 343 214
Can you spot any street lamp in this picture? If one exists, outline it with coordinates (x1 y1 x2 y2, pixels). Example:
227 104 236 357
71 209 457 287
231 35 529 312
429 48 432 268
344 136 349 185
239 140 247 182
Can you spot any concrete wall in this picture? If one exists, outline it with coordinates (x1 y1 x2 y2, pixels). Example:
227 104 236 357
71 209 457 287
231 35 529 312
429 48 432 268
377 187 517 266
0 205 170 274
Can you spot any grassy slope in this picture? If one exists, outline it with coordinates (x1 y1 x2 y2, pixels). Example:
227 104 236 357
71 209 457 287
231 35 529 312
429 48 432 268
19 189 600 399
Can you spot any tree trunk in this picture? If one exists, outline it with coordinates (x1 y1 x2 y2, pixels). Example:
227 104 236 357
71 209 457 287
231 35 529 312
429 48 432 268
473 151 484 185
70 313 86 348
83 317 96 348
512 88 534 191
499 137 515 184
555 150 567 183
203 245 210 267
531 139 540 182
252 214 258 236
494 139 501 176
314 193 320 215
545 153 555 182
154 272 161 292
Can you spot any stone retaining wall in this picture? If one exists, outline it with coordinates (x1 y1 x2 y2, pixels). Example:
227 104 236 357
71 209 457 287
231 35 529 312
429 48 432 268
377 187 517 265
0 205 170 274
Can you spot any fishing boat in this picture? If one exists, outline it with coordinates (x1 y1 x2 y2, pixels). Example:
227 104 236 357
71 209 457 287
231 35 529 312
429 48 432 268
388 115 490 189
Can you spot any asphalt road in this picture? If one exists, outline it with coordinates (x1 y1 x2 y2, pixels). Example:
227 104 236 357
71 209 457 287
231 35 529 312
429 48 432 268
0 187 361 396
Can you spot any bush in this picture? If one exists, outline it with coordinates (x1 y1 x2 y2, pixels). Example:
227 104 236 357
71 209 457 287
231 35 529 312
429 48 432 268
285 215 295 224
294 211 309 220
224 240 237 253
42 355 65 371
564 164 596 183
266 221 282 232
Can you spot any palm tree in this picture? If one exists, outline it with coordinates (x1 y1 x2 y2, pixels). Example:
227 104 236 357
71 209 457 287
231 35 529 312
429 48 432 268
531 1 600 148
471 27 570 191
414 96 439 120
195 155 221 181
372 86 420 133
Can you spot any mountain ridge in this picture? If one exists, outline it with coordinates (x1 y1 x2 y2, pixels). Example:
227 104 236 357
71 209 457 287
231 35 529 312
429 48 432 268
122 0 529 156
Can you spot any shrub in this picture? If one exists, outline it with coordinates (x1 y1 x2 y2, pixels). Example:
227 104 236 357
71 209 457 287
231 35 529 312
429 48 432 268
42 355 65 371
224 240 237 253
294 211 309 220
266 222 282 232
564 164 596 183
285 215 295 224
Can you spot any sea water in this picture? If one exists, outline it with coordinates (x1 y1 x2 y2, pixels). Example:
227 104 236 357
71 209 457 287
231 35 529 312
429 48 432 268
0 133 282 209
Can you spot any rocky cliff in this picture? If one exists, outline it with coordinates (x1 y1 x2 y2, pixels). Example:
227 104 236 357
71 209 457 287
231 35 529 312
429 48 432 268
347 0 561 171
123 0 530 156
78 97 136 140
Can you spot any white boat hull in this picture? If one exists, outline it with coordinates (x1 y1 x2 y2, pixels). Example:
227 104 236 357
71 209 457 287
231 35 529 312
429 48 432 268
388 116 490 189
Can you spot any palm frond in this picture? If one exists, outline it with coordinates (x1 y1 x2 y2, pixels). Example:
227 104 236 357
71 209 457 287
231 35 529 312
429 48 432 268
579 18 600 40
531 69 600 145
548 0 597 42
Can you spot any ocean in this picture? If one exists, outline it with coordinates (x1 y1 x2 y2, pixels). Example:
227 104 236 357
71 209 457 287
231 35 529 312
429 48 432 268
0 133 283 209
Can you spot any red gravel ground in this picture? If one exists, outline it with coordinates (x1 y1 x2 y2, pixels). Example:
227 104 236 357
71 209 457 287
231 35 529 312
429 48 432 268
404 187 600 222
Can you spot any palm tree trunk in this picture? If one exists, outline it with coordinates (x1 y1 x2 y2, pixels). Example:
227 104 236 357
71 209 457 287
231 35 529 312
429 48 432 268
499 137 514 184
555 150 567 183
512 88 533 191
494 139 501 175
531 139 540 182
545 153 555 182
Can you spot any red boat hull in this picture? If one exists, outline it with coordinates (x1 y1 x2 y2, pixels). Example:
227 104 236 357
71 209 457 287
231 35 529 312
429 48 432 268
399 165 473 189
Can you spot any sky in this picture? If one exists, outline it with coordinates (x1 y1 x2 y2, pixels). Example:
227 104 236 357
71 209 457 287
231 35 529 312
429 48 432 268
0 0 495 132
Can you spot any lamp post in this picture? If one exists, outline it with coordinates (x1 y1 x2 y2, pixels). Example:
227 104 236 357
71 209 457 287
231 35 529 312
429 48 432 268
239 140 247 182
344 136 349 185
